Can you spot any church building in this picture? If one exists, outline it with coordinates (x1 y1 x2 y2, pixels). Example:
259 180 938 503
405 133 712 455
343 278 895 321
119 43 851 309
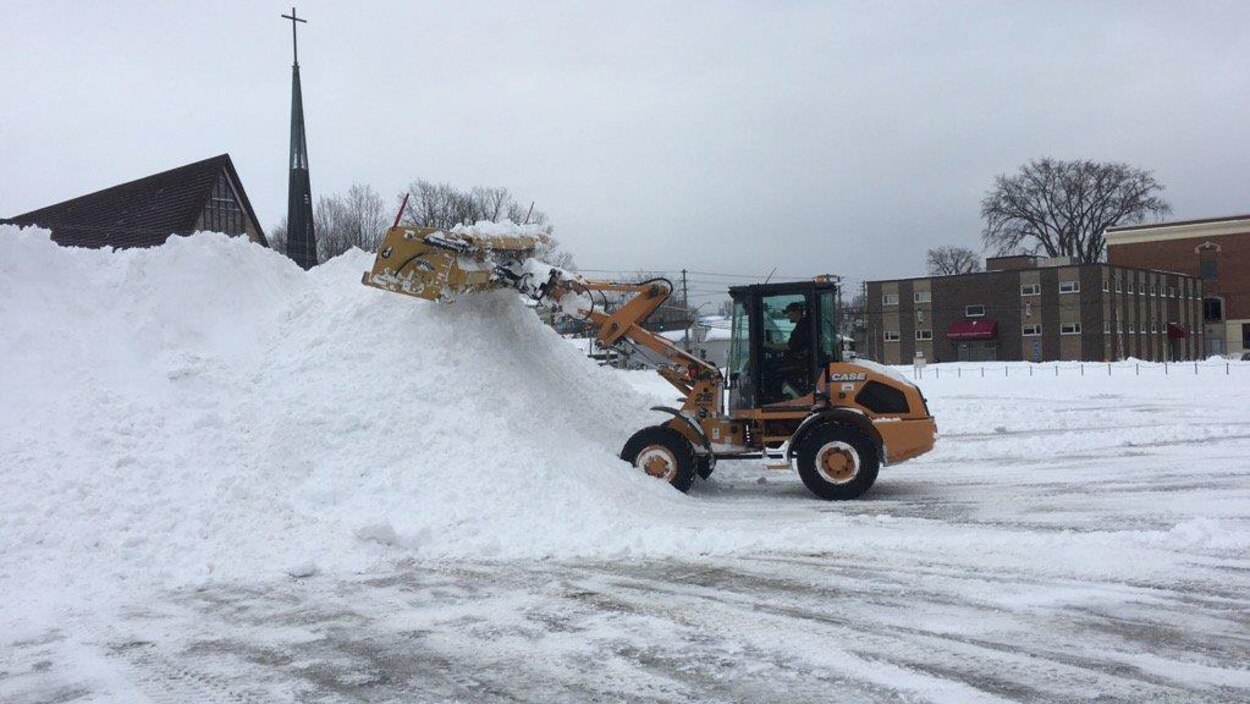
3 154 268 249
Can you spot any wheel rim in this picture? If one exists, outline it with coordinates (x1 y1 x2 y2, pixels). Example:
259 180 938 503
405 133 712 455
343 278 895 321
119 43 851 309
635 445 677 480
814 441 859 484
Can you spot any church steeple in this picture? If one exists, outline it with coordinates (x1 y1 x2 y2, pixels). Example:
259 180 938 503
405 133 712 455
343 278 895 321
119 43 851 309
282 7 316 270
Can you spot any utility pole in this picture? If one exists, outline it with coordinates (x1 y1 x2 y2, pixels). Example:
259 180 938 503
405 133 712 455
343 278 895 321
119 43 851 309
863 280 876 361
681 268 690 351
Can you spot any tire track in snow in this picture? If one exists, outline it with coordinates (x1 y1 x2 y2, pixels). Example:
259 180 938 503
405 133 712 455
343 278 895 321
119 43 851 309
558 558 1250 703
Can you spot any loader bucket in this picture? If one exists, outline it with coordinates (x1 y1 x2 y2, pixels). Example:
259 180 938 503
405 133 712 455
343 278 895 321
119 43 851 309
361 225 547 302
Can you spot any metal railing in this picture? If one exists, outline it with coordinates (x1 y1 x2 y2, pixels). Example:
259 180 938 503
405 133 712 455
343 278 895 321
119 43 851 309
906 360 1246 379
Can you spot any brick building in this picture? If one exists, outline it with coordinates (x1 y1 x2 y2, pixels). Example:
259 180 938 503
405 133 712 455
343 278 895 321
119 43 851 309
1106 214 1250 357
863 256 1202 364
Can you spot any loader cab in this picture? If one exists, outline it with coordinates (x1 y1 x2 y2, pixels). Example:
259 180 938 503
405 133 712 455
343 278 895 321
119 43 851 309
726 279 841 410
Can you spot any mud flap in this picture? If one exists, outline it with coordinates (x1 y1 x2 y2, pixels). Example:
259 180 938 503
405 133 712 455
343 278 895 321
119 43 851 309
650 406 715 472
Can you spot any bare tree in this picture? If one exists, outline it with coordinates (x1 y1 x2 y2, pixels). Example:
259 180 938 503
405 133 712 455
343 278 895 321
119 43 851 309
926 246 983 275
405 180 471 230
341 184 388 253
267 217 288 255
401 179 574 270
314 195 351 262
471 186 510 222
313 184 389 262
981 158 1171 263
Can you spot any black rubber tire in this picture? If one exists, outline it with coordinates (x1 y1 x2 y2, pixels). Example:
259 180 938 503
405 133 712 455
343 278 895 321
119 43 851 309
620 426 697 493
795 424 880 500
695 455 714 480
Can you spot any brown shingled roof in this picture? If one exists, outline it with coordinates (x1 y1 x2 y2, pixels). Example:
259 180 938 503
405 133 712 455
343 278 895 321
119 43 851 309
2 154 267 249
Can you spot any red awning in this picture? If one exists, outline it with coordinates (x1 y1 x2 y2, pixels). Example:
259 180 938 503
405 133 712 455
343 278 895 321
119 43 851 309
947 319 998 341
1167 322 1187 339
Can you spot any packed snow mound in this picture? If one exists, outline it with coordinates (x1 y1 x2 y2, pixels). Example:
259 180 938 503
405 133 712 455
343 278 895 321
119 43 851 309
0 226 688 596
450 219 548 238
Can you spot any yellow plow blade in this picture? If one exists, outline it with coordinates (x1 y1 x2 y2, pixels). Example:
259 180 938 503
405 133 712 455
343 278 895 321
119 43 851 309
361 225 547 302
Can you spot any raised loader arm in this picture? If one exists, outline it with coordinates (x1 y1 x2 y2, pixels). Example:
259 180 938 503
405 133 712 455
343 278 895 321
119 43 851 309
538 274 724 417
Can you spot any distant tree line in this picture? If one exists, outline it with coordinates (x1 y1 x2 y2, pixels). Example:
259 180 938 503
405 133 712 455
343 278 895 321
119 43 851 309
268 180 572 269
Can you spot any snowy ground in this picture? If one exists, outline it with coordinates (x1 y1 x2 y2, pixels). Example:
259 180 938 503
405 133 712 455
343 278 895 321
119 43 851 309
3 229 1249 702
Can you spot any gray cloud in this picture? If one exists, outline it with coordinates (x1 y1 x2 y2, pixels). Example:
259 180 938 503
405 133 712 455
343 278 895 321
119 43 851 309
2 1 1247 293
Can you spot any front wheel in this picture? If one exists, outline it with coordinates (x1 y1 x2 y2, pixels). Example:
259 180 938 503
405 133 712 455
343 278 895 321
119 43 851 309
795 424 880 500
621 426 697 493
695 455 714 480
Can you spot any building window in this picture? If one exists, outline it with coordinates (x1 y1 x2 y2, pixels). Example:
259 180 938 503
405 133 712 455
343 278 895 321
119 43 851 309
884 331 901 342
200 172 246 236
1102 279 1109 293
1059 280 1080 294
1168 286 1175 298
1022 324 1042 337
1203 297 1224 321
1151 321 1158 333
965 304 985 317
1127 282 1135 294
1115 278 1122 293
1128 323 1136 333
1198 249 1218 280
1060 322 1082 335
1020 283 1040 296
915 329 932 341
913 291 931 304
882 293 899 306
1104 322 1111 334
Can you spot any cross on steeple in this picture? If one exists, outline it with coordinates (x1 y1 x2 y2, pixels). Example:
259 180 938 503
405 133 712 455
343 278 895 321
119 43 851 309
281 7 307 66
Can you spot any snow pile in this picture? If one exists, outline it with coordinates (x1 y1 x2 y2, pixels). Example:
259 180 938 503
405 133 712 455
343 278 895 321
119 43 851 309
3 224 1248 625
1143 517 1250 554
0 226 687 600
450 219 549 238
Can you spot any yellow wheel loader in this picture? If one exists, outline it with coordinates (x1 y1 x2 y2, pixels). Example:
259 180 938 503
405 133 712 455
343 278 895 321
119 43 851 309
363 224 937 500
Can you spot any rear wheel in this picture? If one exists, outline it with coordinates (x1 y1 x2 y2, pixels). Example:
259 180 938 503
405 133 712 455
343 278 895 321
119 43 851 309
795 424 880 500
621 426 697 493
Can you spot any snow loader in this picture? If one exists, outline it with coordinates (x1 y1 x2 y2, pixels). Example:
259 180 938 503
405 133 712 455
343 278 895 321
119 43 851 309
362 224 937 500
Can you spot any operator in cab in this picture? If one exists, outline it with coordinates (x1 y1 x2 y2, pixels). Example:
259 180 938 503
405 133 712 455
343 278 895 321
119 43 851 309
765 300 812 398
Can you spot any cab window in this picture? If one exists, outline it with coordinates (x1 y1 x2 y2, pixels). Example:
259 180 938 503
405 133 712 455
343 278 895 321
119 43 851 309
818 289 841 366
727 298 753 410
758 292 813 404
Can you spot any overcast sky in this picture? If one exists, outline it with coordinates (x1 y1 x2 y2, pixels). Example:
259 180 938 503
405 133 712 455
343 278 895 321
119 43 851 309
2 1 1247 298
